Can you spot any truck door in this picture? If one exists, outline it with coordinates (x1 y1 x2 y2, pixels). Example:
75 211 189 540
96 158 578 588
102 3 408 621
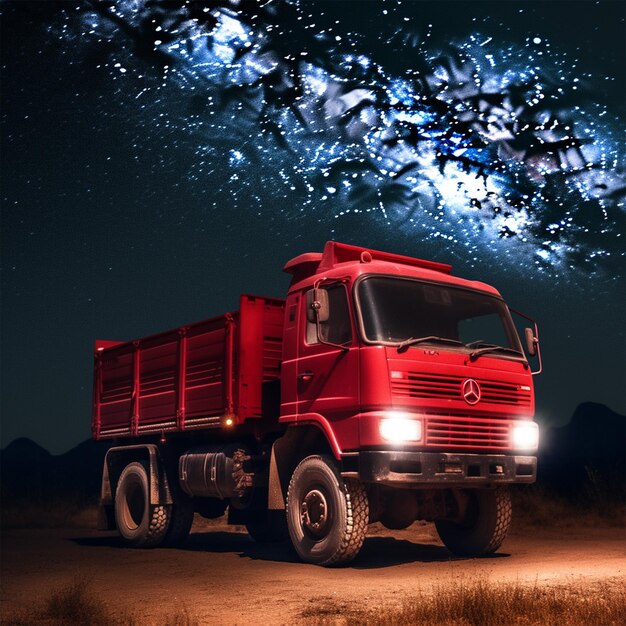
296 283 359 427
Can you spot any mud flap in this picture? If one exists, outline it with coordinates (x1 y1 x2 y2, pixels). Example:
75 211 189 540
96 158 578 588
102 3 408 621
268 445 285 510
99 444 173 513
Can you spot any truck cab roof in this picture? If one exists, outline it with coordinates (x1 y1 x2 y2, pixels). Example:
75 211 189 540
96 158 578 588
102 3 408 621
284 241 501 297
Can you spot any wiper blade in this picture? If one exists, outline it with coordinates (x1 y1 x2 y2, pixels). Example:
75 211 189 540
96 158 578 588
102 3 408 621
397 336 463 354
469 345 524 361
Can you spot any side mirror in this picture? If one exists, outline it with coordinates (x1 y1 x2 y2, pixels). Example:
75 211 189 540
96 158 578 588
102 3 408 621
509 307 542 376
525 327 538 357
306 288 329 323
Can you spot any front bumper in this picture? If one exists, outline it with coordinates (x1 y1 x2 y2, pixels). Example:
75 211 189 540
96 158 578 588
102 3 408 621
343 451 536 486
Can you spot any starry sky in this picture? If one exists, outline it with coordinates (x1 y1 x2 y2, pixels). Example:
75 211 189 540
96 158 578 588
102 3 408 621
2 1 625 453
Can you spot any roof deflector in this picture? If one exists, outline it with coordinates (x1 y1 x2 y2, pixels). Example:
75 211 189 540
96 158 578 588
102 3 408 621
283 252 323 283
283 241 452 283
318 241 452 274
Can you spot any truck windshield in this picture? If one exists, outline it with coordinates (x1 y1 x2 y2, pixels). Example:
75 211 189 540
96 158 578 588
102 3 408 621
356 276 523 355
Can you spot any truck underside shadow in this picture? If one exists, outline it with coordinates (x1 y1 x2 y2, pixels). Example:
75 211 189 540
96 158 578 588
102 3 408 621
69 530 510 569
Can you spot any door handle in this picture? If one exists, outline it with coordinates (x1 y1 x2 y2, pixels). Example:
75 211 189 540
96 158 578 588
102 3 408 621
298 371 314 382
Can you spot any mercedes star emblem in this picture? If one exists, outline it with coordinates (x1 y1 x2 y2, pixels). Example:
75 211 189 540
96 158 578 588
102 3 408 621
462 379 481 405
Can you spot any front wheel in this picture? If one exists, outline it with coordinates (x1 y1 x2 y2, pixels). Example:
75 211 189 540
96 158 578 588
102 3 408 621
286 455 368 566
435 487 512 557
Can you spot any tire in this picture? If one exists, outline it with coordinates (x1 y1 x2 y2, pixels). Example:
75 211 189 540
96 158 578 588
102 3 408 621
435 487 512 557
164 493 194 547
114 462 170 548
286 455 368 566
245 509 289 543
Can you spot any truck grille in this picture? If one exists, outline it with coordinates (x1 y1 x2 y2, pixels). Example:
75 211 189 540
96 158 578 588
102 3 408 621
391 372 530 407
425 415 511 451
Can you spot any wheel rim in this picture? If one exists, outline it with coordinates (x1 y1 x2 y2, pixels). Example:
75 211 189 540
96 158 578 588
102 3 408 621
122 475 145 530
300 488 330 539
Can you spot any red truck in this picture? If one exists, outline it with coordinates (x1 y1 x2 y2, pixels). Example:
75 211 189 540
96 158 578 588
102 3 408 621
93 241 541 566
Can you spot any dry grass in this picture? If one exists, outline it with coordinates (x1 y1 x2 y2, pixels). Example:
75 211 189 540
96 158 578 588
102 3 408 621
3 578 116 626
44 578 112 625
511 485 625 529
3 573 624 626
0 501 100 529
304 579 626 626
2 578 200 626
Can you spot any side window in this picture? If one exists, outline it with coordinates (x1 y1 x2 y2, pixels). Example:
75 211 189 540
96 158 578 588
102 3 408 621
305 285 352 346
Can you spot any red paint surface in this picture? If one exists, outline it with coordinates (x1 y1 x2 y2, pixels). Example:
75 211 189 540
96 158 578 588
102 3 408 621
93 295 285 438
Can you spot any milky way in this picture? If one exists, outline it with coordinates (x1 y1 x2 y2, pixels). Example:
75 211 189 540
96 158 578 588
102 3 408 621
58 1 624 280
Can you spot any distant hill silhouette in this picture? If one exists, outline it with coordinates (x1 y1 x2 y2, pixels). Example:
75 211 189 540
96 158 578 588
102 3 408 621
1 403 624 504
540 402 625 499
1 437 109 503
542 402 625 460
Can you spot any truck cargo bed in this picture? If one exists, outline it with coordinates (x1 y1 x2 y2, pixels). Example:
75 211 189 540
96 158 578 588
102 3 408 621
92 295 285 439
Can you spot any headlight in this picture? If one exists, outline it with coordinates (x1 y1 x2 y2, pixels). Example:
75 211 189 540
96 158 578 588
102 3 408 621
512 421 539 451
379 414 422 443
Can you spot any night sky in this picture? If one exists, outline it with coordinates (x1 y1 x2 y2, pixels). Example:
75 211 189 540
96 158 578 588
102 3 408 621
2 1 624 454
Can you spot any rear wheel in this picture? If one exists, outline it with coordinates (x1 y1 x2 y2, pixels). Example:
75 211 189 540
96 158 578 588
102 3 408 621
164 493 194 547
115 462 170 548
435 487 512 557
286 455 368 566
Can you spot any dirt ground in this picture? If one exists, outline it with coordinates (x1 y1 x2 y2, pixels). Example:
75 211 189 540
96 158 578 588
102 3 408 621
1 518 625 625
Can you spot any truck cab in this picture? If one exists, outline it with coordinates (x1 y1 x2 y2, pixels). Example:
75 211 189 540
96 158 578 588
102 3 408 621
281 240 538 453
273 242 539 563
